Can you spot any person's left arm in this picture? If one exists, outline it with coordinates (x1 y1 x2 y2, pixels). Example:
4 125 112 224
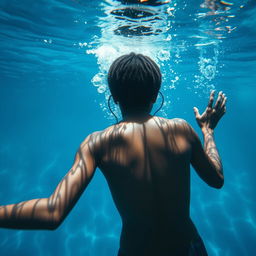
0 134 97 230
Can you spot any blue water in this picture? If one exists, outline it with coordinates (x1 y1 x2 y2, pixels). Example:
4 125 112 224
0 0 255 255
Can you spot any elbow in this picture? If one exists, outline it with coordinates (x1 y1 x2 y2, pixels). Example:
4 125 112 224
214 180 224 189
47 214 63 231
210 177 224 189
48 220 61 231
208 166 224 189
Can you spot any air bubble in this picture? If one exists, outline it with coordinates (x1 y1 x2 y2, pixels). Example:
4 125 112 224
78 42 87 48
158 50 170 61
165 34 172 41
92 73 105 87
97 85 106 94
204 65 216 80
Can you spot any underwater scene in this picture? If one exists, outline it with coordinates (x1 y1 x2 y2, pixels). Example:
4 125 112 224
0 0 255 255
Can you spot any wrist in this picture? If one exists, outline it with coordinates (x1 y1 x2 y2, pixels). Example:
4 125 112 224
201 126 214 135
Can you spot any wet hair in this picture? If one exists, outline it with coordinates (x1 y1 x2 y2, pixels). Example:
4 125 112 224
107 52 162 109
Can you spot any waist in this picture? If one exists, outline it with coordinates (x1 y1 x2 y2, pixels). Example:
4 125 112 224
119 219 196 256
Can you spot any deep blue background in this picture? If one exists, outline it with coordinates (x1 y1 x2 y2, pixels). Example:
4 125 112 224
0 0 255 255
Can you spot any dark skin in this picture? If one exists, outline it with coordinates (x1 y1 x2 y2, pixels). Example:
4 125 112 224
0 90 226 255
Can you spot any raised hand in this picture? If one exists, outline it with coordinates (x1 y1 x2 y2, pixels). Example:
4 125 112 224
193 90 227 131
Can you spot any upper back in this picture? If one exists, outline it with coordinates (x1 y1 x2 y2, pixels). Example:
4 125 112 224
90 117 194 223
94 116 193 171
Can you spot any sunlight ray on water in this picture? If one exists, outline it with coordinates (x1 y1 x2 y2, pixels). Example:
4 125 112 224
87 0 179 120
84 0 242 120
0 1 255 256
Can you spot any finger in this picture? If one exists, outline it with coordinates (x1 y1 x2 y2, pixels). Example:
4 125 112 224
220 96 227 109
207 90 215 108
217 102 226 116
193 107 201 119
217 106 226 119
214 91 223 110
218 93 225 109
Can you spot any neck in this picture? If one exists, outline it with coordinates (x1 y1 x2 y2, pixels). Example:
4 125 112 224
120 110 152 122
118 102 154 122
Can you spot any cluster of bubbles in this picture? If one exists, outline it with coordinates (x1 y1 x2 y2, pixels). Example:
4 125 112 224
83 0 242 119
87 43 173 120
199 45 219 80
84 0 181 121
157 49 171 61
195 0 243 39
193 44 219 95
190 0 247 96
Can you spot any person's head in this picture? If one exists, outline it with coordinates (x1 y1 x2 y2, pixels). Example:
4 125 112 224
108 52 162 115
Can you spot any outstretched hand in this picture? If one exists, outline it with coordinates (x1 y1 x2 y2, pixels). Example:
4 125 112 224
193 90 227 131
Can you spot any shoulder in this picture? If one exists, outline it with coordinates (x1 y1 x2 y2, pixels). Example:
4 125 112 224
170 118 189 125
171 118 199 142
79 124 122 157
155 117 197 140
155 117 191 129
170 118 194 131
76 131 103 162
80 129 106 151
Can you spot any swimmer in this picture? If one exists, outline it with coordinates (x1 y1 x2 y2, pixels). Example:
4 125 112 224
0 53 226 256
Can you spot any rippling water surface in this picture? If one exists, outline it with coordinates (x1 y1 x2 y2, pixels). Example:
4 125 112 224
0 0 255 255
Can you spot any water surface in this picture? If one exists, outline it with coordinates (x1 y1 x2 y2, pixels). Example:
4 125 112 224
0 0 255 255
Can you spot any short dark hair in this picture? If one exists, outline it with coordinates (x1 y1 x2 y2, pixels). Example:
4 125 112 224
107 52 162 109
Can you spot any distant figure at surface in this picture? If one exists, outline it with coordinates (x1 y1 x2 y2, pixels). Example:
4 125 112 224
0 53 226 256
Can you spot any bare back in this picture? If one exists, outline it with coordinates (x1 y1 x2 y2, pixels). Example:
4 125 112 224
0 82 224 255
91 116 198 255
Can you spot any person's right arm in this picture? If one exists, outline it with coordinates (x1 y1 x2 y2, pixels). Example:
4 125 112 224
190 90 227 189
0 134 97 230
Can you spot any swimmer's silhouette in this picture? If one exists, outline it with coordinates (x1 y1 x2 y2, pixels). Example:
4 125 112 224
0 53 226 256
